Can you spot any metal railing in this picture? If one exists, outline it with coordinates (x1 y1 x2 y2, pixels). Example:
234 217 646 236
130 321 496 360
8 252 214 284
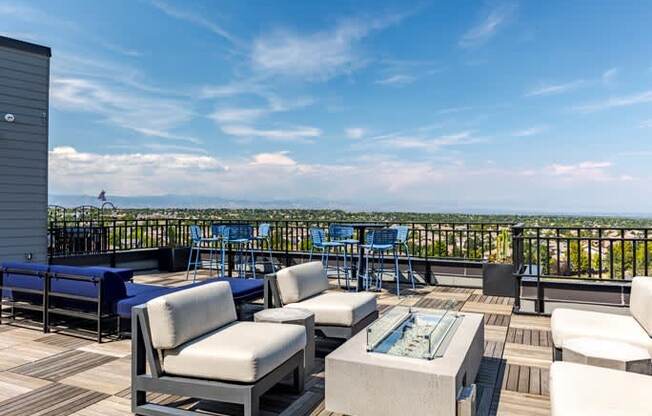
48 219 513 263
513 224 652 280
512 224 652 313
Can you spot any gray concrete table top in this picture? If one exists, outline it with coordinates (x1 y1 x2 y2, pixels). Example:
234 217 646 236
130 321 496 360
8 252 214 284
563 337 651 375
254 307 314 323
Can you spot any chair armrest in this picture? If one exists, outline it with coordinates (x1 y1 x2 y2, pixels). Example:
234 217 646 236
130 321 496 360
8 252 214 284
264 273 283 309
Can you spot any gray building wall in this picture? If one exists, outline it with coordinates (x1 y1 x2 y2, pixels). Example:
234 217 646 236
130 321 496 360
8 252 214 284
0 36 51 263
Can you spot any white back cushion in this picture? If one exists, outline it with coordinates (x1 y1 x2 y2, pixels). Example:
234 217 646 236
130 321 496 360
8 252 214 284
630 276 652 336
276 261 329 304
147 281 237 350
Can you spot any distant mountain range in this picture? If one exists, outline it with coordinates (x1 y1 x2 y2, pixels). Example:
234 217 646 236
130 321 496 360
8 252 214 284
48 194 361 211
48 194 652 218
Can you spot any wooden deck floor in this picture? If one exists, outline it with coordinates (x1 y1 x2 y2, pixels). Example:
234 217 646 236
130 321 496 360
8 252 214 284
0 271 552 416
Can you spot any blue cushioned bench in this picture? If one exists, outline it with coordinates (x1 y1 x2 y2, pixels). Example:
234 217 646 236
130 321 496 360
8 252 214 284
0 262 264 342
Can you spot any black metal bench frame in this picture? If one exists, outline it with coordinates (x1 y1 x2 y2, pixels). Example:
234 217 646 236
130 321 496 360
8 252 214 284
0 267 117 342
264 272 379 339
131 305 304 416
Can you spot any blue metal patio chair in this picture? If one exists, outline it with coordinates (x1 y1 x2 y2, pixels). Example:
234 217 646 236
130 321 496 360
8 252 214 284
186 224 221 281
308 227 345 286
251 223 276 273
391 225 416 290
221 224 256 279
359 228 400 295
328 224 358 289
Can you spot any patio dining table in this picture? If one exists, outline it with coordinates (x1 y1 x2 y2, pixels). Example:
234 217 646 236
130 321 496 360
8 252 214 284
347 223 386 291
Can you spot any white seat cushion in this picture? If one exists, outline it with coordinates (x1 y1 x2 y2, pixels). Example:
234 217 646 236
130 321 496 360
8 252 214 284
276 261 330 304
285 292 377 327
551 308 652 354
550 361 652 416
630 276 652 336
147 281 237 350
163 321 306 383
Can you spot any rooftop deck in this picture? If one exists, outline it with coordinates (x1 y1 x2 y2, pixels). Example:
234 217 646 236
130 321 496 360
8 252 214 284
0 271 552 416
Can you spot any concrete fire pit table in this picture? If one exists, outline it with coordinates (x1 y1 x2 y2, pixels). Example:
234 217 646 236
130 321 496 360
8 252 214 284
325 306 484 416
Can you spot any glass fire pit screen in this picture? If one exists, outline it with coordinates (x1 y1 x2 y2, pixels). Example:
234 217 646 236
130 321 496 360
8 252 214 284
366 299 462 360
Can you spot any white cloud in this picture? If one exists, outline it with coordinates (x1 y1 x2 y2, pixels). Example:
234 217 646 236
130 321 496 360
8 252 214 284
209 108 268 124
525 80 586 97
511 125 548 137
379 131 485 151
51 77 199 143
250 151 296 166
601 67 618 85
49 147 646 212
251 13 408 80
220 125 321 141
547 161 619 181
149 0 239 45
375 74 416 86
345 127 367 139
459 3 516 48
572 90 652 113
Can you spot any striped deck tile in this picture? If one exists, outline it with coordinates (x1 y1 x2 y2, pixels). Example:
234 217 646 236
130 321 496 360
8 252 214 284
0 341 67 371
413 296 463 310
485 313 511 327
9 350 117 382
0 383 108 416
0 372 51 402
33 334 95 350
506 328 553 348
60 356 131 395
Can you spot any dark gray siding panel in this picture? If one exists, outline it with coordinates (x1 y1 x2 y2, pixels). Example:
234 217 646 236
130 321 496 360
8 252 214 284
0 42 49 263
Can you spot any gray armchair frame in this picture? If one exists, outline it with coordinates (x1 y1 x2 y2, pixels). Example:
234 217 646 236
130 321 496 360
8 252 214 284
264 273 378 339
131 305 304 416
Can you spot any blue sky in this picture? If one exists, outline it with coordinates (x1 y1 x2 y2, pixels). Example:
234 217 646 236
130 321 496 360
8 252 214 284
3 0 652 213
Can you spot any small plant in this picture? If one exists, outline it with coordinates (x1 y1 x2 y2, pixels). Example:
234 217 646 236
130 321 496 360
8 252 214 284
167 226 179 248
488 229 511 263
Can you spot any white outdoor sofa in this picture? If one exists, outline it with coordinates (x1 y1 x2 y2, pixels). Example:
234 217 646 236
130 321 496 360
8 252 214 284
551 276 652 360
264 261 378 339
131 281 306 416
550 361 652 416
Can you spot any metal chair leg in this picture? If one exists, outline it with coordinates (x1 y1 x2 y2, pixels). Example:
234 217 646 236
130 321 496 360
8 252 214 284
267 239 275 271
394 248 400 296
250 245 256 278
404 242 415 289
185 244 194 280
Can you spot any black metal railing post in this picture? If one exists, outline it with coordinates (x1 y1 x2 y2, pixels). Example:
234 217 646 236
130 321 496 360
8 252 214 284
111 220 117 267
511 223 524 311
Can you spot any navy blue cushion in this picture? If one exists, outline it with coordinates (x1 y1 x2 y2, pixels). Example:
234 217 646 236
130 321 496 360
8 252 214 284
115 279 264 319
47 265 127 313
214 277 264 301
115 282 201 319
1 262 48 304
84 267 133 282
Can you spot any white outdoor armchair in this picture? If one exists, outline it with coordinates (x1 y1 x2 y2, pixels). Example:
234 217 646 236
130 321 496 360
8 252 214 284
264 261 378 339
551 276 652 360
131 281 306 416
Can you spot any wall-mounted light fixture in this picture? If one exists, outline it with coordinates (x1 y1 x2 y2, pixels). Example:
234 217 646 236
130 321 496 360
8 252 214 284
4 113 15 123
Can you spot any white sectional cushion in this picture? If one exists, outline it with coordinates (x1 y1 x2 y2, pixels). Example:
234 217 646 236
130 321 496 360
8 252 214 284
285 292 377 327
630 276 652 336
276 261 330 304
550 361 652 416
147 281 237 350
162 321 306 383
551 308 652 354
